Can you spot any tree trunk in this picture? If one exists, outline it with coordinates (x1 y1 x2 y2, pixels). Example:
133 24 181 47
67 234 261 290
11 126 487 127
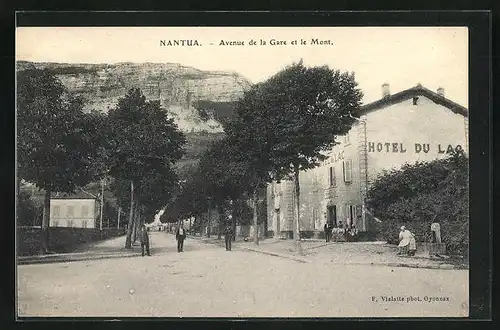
293 167 303 255
231 199 237 242
132 202 140 243
41 189 51 254
253 189 259 245
207 200 211 238
217 205 223 239
125 180 134 249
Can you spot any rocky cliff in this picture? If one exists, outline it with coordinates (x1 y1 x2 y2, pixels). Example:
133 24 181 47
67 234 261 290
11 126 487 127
17 61 252 133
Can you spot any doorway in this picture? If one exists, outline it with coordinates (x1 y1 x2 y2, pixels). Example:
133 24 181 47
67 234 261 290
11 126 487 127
327 205 337 226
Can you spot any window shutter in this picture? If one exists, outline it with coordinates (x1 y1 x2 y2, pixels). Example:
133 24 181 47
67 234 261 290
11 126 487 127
345 159 353 182
342 161 346 182
329 166 336 186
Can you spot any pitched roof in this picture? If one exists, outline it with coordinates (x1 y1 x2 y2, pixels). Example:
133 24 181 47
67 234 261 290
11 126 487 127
355 84 468 117
51 190 97 200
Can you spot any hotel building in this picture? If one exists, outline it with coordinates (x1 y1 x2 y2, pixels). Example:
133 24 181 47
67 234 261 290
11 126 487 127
266 84 468 238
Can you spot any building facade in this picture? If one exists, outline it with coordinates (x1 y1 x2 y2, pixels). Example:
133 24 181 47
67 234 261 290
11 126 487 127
50 197 99 228
266 84 468 238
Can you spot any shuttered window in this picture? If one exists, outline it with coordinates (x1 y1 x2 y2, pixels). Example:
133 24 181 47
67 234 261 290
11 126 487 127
329 166 336 186
343 159 353 183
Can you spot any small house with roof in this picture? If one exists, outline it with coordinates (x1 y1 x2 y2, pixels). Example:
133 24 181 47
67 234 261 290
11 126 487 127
50 190 99 228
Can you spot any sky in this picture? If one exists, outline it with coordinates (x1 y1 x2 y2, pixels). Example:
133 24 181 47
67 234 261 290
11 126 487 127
16 27 468 107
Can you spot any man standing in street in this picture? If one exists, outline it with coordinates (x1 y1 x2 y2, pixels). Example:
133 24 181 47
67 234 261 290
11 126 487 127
224 224 233 251
324 222 330 242
139 224 151 257
176 222 186 252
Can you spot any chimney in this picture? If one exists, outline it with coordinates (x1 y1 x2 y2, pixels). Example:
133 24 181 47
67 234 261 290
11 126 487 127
382 83 390 98
437 87 445 97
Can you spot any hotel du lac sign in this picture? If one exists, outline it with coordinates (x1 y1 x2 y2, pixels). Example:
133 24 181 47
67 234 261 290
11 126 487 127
367 142 464 154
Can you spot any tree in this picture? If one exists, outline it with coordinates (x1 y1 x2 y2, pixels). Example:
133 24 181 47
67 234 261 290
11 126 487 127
226 61 363 250
367 151 468 255
17 190 43 227
265 62 363 251
223 85 277 244
196 137 254 239
106 88 186 248
137 165 179 222
17 69 102 252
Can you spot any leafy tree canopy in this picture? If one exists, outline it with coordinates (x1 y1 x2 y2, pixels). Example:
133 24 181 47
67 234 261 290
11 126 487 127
106 88 186 183
17 69 103 193
260 60 363 177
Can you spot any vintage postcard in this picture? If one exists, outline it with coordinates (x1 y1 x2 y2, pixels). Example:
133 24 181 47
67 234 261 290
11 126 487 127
16 24 471 318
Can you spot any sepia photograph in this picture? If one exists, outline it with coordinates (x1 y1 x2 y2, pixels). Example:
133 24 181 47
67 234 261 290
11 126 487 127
15 24 471 318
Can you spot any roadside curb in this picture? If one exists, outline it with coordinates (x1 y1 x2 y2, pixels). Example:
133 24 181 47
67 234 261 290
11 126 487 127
328 260 461 270
177 236 465 270
190 236 309 263
17 252 140 265
238 246 309 263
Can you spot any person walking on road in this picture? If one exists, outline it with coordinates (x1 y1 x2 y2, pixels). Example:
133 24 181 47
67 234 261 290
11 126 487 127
176 222 186 252
224 224 233 251
324 222 331 242
139 224 151 257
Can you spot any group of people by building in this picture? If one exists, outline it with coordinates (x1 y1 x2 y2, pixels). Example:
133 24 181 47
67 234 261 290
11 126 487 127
322 222 418 257
323 222 359 243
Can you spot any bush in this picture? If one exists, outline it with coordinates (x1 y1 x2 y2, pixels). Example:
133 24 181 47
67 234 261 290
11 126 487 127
367 151 468 256
16 191 43 227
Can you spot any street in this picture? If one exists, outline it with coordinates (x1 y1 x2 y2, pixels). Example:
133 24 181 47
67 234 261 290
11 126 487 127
17 232 469 318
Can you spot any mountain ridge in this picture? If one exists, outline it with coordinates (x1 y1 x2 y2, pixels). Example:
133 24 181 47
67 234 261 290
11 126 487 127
16 60 252 133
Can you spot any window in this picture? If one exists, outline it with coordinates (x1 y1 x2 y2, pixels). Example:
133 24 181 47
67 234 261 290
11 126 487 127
81 205 89 218
67 219 74 227
82 220 87 228
344 133 350 144
343 159 353 183
329 166 336 186
67 205 75 218
53 220 59 227
53 205 60 217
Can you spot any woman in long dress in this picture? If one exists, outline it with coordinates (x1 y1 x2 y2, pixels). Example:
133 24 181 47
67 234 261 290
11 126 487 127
398 226 416 255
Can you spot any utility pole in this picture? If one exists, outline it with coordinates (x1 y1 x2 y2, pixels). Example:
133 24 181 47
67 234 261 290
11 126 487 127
117 207 121 229
99 178 104 231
